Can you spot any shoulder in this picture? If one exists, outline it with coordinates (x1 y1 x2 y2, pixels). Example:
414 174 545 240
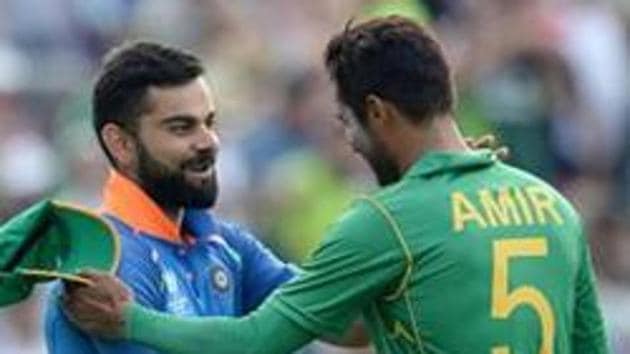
103 215 158 260
211 216 260 252
497 163 580 215
102 215 163 289
364 179 413 213
492 162 584 236
320 196 402 252
184 209 250 244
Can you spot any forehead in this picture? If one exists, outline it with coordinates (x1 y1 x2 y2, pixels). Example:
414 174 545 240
142 77 215 119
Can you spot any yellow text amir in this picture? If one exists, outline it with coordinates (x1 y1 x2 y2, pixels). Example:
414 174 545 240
451 186 564 232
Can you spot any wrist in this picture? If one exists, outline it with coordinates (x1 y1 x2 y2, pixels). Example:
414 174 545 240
122 301 139 339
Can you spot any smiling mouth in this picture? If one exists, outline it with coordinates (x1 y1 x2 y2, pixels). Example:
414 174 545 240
184 158 215 176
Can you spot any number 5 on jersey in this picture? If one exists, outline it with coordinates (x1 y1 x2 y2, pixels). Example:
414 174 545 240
492 238 555 354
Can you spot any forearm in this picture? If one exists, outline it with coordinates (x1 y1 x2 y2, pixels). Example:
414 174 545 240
123 300 314 354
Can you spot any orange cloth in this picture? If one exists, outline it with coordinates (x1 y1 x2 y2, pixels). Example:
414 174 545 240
101 170 183 244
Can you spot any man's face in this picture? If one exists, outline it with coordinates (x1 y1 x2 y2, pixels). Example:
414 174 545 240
133 77 219 209
337 104 401 186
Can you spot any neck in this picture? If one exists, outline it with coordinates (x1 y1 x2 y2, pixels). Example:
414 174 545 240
121 169 185 227
395 114 469 174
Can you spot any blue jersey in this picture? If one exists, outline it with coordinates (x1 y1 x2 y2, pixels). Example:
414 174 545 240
44 209 295 354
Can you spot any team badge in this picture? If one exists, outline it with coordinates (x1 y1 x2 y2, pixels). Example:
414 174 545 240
210 266 230 292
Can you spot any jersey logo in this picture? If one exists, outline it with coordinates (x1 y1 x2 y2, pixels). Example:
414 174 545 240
210 265 230 292
161 268 194 315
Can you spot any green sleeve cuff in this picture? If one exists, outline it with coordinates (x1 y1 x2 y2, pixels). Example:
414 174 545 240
122 301 140 340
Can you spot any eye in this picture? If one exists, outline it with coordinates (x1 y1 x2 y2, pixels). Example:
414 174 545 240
168 123 193 135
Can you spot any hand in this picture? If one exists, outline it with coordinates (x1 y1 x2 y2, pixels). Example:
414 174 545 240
62 271 133 339
465 134 510 160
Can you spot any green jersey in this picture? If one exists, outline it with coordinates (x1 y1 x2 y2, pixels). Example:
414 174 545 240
123 150 608 354
271 150 608 354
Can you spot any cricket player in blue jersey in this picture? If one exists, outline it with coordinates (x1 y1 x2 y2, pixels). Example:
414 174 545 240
43 41 315 353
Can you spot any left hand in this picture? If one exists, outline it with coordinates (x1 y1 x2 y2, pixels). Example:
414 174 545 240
62 271 133 339
465 134 510 160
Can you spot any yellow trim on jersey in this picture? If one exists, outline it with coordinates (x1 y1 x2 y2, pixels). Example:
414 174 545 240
360 195 426 352
359 196 413 301
404 291 426 353
15 268 94 285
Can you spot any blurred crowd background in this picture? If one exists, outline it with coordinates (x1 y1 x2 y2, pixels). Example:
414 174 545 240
0 0 628 353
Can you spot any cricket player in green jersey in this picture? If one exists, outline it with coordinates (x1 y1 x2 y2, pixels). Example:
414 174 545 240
62 16 609 354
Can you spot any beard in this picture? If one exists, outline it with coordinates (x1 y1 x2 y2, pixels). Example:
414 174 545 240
362 134 401 187
136 144 218 209
366 148 401 186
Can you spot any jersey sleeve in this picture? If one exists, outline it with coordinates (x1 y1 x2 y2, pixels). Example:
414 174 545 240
45 234 163 354
221 223 296 313
122 198 405 353
270 198 406 337
571 229 610 354
125 296 314 354
125 198 406 354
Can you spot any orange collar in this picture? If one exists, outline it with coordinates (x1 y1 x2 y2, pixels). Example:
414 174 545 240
101 170 183 244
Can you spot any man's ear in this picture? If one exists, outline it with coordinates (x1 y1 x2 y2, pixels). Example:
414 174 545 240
101 123 137 169
364 94 390 128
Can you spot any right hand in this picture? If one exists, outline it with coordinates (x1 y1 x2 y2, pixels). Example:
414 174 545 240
62 271 133 339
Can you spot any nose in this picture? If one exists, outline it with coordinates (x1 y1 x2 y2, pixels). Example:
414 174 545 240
193 126 220 153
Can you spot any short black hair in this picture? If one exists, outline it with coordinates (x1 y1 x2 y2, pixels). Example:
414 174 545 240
93 41 204 165
324 16 454 125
